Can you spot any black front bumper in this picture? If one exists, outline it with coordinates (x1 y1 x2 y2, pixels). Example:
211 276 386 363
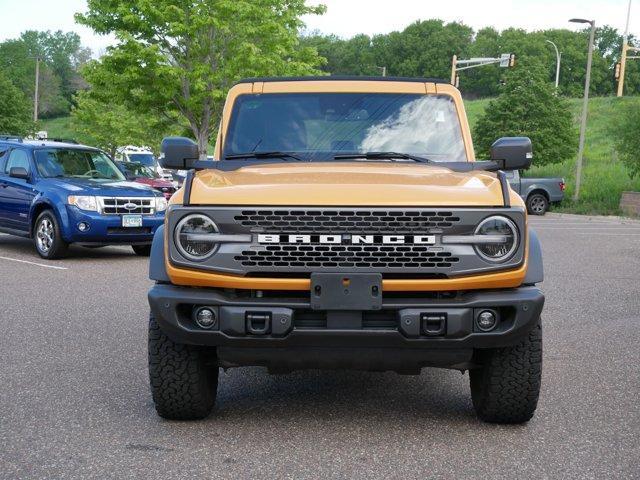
148 284 544 373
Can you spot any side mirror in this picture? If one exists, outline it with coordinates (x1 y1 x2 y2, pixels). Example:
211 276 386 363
160 137 199 170
9 167 30 180
490 137 533 170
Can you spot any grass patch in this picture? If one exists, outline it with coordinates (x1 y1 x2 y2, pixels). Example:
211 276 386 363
465 96 640 216
38 116 76 140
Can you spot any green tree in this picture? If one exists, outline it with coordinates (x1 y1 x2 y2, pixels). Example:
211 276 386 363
76 0 326 157
70 90 177 157
0 31 91 117
612 99 640 177
0 76 34 136
473 66 577 166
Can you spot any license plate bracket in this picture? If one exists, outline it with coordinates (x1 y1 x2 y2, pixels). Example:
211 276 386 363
122 214 143 228
310 273 382 311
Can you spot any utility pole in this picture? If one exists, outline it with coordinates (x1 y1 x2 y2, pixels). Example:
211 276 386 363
617 0 632 96
450 55 457 85
569 18 596 203
546 40 561 89
33 56 40 123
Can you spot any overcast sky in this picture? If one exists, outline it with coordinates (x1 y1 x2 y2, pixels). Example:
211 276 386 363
0 0 636 55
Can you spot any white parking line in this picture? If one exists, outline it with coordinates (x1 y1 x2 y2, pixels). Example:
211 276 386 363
0 256 68 270
575 233 640 236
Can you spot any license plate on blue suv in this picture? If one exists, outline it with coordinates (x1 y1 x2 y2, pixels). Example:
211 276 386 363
122 215 143 228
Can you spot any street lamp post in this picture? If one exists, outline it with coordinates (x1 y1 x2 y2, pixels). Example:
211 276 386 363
546 40 561 89
569 18 596 203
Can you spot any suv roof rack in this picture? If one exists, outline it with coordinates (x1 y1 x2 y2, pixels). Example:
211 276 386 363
0 134 23 142
235 75 449 85
48 138 79 144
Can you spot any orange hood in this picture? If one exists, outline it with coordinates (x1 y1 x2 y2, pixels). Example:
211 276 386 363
176 162 522 207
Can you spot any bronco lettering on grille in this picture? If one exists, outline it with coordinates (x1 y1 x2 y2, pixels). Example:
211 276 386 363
257 234 436 245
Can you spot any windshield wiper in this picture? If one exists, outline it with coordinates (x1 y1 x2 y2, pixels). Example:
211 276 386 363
224 151 304 161
333 151 433 163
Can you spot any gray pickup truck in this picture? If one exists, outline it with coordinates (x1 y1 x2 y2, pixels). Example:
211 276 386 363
506 170 565 215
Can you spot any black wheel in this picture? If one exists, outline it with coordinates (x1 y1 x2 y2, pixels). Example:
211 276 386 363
33 210 68 259
132 245 152 256
526 193 549 215
470 320 542 424
148 313 218 420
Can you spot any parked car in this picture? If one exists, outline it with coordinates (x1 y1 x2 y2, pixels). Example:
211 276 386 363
506 169 565 215
116 161 176 200
0 137 167 259
115 145 175 184
146 76 545 424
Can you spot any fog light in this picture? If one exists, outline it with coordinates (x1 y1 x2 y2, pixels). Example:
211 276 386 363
476 310 497 332
77 222 89 232
194 307 216 329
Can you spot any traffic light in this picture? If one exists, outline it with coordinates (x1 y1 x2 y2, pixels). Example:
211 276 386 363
509 54 516 67
615 62 622 80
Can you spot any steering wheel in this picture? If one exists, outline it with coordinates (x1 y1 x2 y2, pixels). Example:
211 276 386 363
83 169 102 177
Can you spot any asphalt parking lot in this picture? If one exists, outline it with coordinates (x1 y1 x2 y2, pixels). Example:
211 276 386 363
1 213 639 479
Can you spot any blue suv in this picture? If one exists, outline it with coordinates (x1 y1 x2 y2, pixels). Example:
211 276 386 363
0 137 166 259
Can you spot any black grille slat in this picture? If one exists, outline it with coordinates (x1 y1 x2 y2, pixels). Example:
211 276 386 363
234 209 460 233
234 244 459 270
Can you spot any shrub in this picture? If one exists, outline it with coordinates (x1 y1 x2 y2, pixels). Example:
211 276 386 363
613 99 640 178
473 65 577 167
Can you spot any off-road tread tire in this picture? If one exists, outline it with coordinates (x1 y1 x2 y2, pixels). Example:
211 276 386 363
148 313 218 420
470 320 542 424
34 210 68 260
132 245 152 256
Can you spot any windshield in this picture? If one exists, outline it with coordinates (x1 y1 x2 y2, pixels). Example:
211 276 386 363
128 153 155 167
223 93 467 162
119 162 158 179
35 149 126 180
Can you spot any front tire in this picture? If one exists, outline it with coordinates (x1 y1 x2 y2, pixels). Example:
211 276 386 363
132 245 152 256
526 193 549 215
470 320 542 424
33 210 68 259
148 313 218 420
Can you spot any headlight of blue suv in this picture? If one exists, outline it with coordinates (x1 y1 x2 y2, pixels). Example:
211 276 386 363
175 214 218 260
155 197 168 212
67 195 98 211
474 216 519 262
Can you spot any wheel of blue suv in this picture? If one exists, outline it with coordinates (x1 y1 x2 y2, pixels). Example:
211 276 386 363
470 318 542 424
132 245 152 256
148 312 218 420
34 210 69 260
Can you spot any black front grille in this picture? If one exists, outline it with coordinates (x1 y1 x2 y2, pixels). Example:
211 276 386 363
234 209 461 233
235 244 460 270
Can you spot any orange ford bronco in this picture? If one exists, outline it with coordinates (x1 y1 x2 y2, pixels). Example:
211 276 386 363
147 77 544 423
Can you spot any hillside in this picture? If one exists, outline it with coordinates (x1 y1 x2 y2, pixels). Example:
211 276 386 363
466 96 640 215
41 96 640 215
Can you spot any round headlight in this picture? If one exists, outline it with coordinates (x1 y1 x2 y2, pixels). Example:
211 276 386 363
474 216 518 262
175 214 218 260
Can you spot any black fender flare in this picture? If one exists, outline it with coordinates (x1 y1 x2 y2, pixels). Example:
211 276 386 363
149 225 170 282
524 228 544 285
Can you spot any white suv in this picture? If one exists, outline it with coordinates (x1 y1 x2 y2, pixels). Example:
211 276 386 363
115 146 176 184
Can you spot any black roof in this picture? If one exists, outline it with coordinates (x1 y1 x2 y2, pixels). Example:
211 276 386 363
235 75 449 85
